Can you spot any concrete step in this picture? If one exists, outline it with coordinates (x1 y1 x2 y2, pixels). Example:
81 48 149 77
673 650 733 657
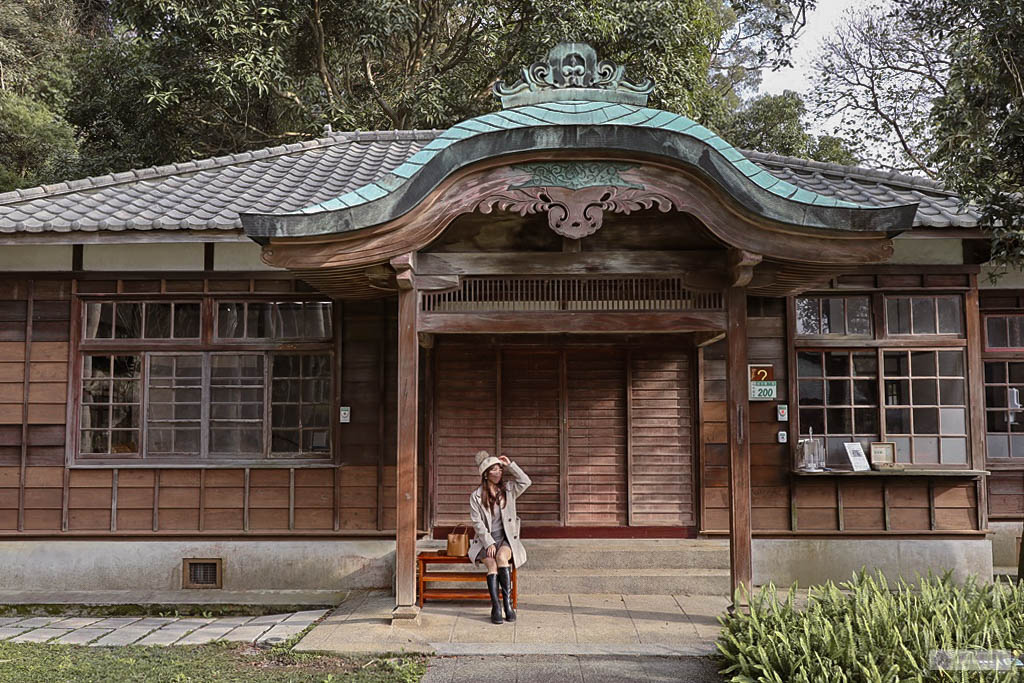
994 566 1017 580
520 568 732 596
423 567 731 596
520 539 730 571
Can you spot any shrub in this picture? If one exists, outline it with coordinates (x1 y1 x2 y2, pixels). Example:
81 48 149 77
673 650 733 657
717 570 1024 682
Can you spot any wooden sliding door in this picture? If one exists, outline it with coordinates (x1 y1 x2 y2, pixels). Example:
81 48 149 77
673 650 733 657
432 338 692 531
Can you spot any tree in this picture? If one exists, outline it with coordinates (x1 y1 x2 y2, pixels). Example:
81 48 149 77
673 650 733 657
0 0 80 191
716 91 858 164
808 3 949 177
63 0 723 177
914 0 1024 273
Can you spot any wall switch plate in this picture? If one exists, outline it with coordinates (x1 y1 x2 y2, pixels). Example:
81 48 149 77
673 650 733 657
777 431 788 443
777 404 788 421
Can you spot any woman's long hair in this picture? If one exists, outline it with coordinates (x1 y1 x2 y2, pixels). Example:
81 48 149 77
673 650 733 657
480 466 507 511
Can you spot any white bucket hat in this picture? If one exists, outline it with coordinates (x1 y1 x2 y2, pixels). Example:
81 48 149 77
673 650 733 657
475 449 502 475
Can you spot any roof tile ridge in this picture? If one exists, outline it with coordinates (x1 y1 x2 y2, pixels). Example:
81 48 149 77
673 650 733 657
741 148 954 196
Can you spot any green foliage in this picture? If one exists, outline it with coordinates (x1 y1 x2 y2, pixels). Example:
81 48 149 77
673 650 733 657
715 91 858 164
0 91 76 190
916 0 1024 276
0 0 80 191
718 570 1024 682
0 640 427 682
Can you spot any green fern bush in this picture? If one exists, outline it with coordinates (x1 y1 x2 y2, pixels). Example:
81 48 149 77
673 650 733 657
717 570 1024 682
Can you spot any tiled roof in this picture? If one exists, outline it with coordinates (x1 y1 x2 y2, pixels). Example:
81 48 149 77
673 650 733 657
0 126 979 234
0 131 440 233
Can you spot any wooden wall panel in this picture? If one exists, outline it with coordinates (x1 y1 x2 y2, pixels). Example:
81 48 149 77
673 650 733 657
697 296 978 536
629 348 694 526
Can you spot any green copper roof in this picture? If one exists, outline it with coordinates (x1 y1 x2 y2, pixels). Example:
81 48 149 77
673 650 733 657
294 101 859 216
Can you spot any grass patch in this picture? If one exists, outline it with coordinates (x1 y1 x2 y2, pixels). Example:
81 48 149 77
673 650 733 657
718 570 1024 682
0 640 427 682
0 604 337 619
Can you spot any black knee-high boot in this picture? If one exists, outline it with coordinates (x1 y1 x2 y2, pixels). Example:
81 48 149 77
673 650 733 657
497 566 516 622
486 573 504 624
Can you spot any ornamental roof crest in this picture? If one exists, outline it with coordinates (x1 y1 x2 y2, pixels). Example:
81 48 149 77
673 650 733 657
494 42 654 108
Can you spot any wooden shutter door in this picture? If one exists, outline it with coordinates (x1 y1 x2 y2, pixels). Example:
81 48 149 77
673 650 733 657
433 343 497 525
500 350 561 524
628 348 695 527
566 348 628 525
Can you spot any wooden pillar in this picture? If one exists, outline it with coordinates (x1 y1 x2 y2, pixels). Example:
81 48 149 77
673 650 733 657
726 286 752 606
393 257 420 620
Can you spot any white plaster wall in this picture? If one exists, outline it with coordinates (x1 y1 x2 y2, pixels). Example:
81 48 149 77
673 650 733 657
752 538 992 587
979 265 1024 288
989 521 1022 567
0 245 72 271
214 241 282 271
0 540 394 604
82 243 204 271
888 238 963 264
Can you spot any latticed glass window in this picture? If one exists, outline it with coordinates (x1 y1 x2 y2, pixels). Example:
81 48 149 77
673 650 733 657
77 297 334 463
794 291 970 468
984 361 1024 459
797 351 879 461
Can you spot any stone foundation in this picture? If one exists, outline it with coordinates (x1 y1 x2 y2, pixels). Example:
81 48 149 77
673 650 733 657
0 539 394 604
752 538 993 587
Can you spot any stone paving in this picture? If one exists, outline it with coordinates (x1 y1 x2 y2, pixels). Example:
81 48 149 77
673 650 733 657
295 590 728 656
0 609 329 647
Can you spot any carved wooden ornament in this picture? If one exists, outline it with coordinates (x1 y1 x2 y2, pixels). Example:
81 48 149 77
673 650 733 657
474 162 673 239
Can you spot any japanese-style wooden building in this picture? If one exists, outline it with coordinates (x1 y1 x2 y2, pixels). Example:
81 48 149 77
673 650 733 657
0 43 1015 615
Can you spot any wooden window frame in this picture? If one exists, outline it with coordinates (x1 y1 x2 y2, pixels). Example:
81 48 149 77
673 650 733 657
789 291 972 471
983 313 1024 352
793 294 873 339
883 294 964 339
71 292 337 467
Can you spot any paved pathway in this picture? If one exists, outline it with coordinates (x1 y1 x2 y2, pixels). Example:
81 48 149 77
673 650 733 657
422 655 724 682
0 609 328 647
295 591 727 656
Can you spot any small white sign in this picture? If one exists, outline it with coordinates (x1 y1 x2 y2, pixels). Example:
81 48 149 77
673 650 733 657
777 404 788 421
749 381 777 401
339 406 351 423
777 431 788 444
844 442 871 471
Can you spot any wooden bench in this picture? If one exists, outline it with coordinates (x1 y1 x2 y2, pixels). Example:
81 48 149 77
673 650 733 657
417 550 518 608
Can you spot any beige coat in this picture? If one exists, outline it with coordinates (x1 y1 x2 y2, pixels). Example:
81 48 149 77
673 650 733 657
467 460 531 568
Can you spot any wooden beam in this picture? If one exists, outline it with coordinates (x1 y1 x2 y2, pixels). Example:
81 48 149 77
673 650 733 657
418 311 727 335
415 251 726 277
695 331 726 347
729 250 762 288
393 276 420 621
964 276 988 532
726 286 752 607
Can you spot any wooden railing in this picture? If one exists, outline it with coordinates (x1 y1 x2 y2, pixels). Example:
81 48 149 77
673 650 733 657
421 276 723 313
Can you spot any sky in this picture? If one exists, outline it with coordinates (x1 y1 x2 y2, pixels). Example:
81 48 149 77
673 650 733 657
758 0 867 97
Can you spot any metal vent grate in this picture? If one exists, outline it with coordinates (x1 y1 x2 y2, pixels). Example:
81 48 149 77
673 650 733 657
183 558 222 589
421 276 723 313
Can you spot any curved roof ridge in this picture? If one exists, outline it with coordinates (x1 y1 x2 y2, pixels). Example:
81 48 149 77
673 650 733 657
741 149 953 196
0 129 445 206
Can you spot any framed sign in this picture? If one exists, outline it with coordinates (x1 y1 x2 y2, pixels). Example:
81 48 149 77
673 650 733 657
748 364 777 401
844 442 871 471
869 442 896 465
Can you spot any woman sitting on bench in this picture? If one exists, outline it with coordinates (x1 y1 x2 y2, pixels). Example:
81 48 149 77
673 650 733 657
468 450 532 624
